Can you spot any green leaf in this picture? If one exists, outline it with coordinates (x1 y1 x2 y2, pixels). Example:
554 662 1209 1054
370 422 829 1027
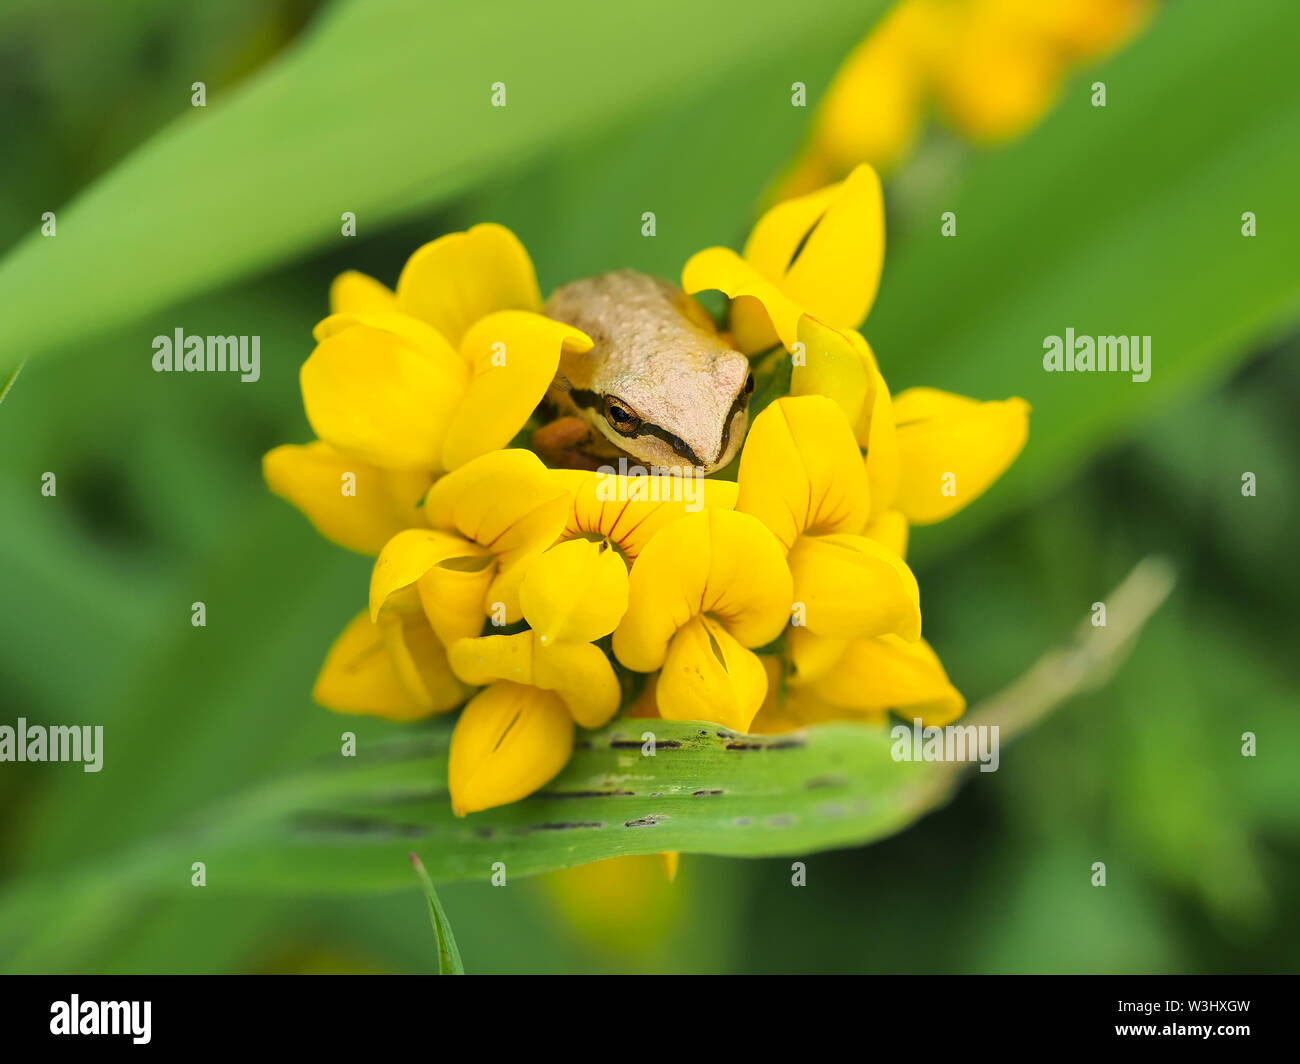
410 852 465 974
868 0 1300 561
184 719 952 890
0 0 885 373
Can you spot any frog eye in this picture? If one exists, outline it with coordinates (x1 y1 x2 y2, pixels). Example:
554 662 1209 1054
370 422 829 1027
744 372 755 396
603 396 641 435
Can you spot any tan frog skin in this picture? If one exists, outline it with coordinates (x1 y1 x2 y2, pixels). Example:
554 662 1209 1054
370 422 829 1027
537 270 753 474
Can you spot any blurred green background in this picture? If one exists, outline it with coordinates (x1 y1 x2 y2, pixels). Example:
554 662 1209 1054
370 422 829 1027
0 0 1296 973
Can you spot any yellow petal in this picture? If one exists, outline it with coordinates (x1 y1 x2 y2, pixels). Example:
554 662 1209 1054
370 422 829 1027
313 611 449 721
416 559 497 646
931 17 1062 143
751 654 884 733
448 682 574 815
865 509 910 558
807 634 966 726
656 614 769 732
553 468 739 563
1039 0 1154 58
371 529 496 647
531 639 622 728
425 449 570 618
785 627 848 686
520 538 629 645
311 309 458 348
788 532 920 640
381 612 473 714
448 632 621 729
263 441 431 555
748 165 886 333
441 310 592 471
812 18 926 174
736 395 870 549
789 316 874 437
681 246 799 354
613 510 792 672
743 182 844 286
788 320 896 503
891 389 1030 524
329 270 397 315
300 318 466 470
395 223 542 347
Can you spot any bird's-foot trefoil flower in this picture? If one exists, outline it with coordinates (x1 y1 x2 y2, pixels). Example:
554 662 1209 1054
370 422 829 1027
267 156 1031 826
613 509 793 732
683 164 885 355
264 223 590 555
443 525 634 814
777 0 1155 195
368 448 571 641
735 394 921 641
791 315 1030 534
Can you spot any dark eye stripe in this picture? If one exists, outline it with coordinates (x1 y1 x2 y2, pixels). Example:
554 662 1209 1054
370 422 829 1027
569 388 701 464
569 387 743 467
717 376 752 458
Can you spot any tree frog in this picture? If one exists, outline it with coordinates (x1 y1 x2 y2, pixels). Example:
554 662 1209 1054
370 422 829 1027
534 270 754 474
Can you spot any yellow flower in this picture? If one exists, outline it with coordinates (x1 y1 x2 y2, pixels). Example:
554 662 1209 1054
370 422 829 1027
932 0 1153 142
613 510 793 732
780 0 940 193
448 630 621 730
735 394 920 641
312 609 471 721
551 468 740 563
751 632 964 733
891 387 1032 524
446 681 575 816
262 441 434 556
275 173 1033 819
791 315 1029 534
264 224 590 554
682 164 884 354
787 628 965 727
368 449 571 640
444 621 621 815
782 0 1154 192
313 447 570 728
447 527 631 736
517 467 743 646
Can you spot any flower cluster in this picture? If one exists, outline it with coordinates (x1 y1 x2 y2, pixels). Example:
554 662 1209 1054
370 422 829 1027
265 164 1028 815
781 0 1153 192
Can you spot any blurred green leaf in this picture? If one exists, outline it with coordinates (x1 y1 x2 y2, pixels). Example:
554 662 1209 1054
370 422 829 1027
0 0 884 372
870 0 1300 562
